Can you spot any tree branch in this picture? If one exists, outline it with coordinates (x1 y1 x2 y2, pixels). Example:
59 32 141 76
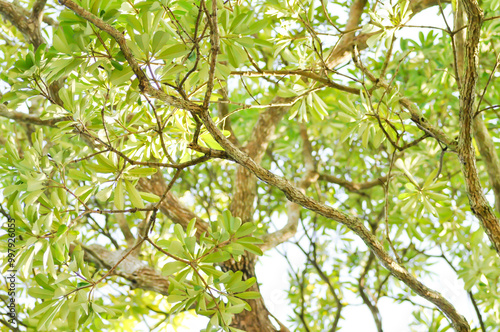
231 70 360 94
324 0 451 69
229 97 291 224
358 251 383 332
0 105 71 127
137 172 209 239
115 213 135 248
319 173 391 192
59 0 202 113
325 0 367 69
0 0 44 48
82 243 170 295
472 116 500 214
458 0 500 257
197 107 471 331
352 58 458 151
31 0 47 23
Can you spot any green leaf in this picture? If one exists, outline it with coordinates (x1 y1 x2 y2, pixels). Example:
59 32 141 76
126 167 158 177
96 186 113 202
109 65 133 86
125 180 144 209
162 261 188 276
37 300 63 330
235 291 261 299
239 242 263 256
158 44 191 59
140 191 160 202
114 180 124 210
395 159 420 188
235 223 255 238
28 287 54 300
152 30 170 53
203 251 231 263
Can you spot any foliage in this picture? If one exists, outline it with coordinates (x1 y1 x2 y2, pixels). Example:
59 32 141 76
0 0 500 331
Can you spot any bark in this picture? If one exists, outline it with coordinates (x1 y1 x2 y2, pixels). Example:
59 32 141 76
0 0 44 48
0 104 71 126
261 125 319 251
198 107 471 331
318 173 390 192
473 116 500 213
325 0 367 69
458 0 500 257
455 0 500 215
82 244 170 295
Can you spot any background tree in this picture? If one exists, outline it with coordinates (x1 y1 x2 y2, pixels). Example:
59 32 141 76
0 0 499 331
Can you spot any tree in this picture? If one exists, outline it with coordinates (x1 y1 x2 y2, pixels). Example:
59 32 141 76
0 0 499 330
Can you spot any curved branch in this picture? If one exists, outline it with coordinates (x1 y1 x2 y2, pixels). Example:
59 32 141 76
358 251 383 332
198 108 471 331
324 0 451 69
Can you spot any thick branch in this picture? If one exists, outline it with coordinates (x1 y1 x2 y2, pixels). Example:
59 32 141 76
0 105 71 127
0 0 44 48
325 0 367 69
325 0 450 69
473 116 500 213
229 98 291 224
17 1 57 26
137 172 209 239
458 0 500 256
82 244 170 295
31 0 47 23
198 108 471 331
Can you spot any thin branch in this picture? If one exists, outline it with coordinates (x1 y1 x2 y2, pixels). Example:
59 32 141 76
358 251 383 332
231 70 360 94
59 0 202 113
318 173 392 192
